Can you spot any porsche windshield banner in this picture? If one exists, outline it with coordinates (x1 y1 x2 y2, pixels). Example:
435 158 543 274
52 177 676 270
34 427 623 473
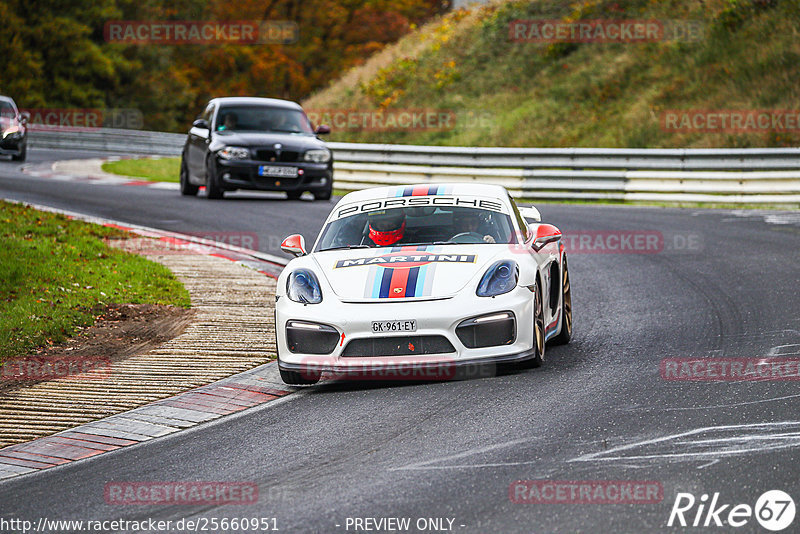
335 195 507 220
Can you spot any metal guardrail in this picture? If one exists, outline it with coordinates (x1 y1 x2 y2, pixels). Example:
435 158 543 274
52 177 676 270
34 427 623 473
30 127 185 156
29 127 800 204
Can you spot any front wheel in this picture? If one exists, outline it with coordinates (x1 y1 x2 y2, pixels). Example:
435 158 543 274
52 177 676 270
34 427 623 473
11 144 26 162
179 157 199 196
551 257 572 345
205 156 224 199
313 188 332 201
517 280 545 369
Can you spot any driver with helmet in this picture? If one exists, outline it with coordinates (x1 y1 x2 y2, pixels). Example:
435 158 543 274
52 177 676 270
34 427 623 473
368 210 407 247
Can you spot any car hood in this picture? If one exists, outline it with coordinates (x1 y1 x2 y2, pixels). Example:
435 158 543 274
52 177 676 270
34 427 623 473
312 245 509 302
211 131 324 150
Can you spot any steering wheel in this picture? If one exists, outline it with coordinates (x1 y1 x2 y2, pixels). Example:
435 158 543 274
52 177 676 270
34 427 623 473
449 232 485 244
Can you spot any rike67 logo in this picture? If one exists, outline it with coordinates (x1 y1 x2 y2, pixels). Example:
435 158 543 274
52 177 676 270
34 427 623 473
667 490 795 531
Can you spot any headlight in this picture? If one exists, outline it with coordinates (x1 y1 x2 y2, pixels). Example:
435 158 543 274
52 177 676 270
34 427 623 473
2 126 20 139
217 146 249 160
303 148 331 163
477 260 519 297
287 269 323 304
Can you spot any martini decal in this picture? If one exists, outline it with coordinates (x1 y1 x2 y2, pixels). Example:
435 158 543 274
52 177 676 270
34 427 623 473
342 246 476 299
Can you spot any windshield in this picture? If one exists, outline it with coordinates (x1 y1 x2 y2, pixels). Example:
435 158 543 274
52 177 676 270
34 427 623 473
0 101 16 119
315 205 518 251
215 105 313 134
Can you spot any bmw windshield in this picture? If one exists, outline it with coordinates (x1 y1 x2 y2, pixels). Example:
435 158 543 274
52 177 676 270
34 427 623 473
215 105 314 135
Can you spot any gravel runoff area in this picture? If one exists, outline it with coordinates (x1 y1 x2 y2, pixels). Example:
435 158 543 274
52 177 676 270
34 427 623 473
0 237 281 450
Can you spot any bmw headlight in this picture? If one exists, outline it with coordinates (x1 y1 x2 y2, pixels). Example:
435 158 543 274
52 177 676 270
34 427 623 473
477 260 519 297
217 146 249 160
287 269 323 304
2 125 20 139
303 148 331 163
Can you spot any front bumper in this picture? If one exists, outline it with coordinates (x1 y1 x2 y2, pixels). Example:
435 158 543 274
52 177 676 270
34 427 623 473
215 158 331 192
0 133 25 154
276 285 536 378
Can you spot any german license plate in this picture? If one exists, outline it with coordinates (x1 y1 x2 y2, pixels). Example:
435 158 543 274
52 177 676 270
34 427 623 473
258 165 298 177
371 320 417 333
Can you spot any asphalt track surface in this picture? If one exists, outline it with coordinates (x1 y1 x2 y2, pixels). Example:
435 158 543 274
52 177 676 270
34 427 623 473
1 148 800 533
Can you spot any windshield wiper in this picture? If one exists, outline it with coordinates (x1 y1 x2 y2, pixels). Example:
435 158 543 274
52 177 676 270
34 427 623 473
398 241 460 247
319 244 372 251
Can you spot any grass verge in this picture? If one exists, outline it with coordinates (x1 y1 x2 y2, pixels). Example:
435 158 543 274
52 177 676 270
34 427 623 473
0 201 190 362
102 157 180 182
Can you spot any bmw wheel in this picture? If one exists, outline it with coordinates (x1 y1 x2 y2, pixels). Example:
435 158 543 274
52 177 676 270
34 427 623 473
179 157 199 196
205 156 224 199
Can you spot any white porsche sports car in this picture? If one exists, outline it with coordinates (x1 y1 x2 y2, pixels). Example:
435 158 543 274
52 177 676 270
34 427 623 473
275 183 571 385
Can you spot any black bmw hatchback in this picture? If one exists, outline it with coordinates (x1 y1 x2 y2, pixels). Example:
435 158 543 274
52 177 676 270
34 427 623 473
180 97 332 200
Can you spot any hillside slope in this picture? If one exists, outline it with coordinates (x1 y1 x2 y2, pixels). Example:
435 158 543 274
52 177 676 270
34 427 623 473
303 0 800 148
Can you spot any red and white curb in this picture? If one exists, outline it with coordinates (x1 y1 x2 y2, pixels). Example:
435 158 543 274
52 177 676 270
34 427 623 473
0 364 293 480
22 157 179 189
0 201 292 481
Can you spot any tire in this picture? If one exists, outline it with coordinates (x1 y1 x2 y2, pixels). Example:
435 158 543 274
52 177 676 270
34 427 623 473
313 187 332 201
551 257 572 345
518 279 545 369
205 156 224 199
286 190 303 200
11 144 26 162
279 367 321 385
179 157 199 196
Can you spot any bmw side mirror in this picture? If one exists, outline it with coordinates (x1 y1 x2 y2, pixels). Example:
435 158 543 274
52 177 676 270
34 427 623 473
532 224 562 251
20 111 30 124
281 234 307 257
314 124 331 135
192 119 210 130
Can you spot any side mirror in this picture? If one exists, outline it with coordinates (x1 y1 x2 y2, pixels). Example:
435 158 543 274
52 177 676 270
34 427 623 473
314 124 331 135
519 206 541 223
281 234 307 257
192 118 210 130
19 111 30 124
532 224 562 251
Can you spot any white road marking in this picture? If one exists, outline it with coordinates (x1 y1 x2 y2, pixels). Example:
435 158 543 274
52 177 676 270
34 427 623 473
696 459 719 470
569 421 800 464
389 438 533 471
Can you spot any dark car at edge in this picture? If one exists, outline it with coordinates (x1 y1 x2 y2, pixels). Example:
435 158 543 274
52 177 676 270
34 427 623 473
0 96 29 162
180 97 333 200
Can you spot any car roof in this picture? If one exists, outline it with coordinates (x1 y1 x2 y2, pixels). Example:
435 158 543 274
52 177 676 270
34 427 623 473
0 96 16 106
208 97 302 110
339 183 511 204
